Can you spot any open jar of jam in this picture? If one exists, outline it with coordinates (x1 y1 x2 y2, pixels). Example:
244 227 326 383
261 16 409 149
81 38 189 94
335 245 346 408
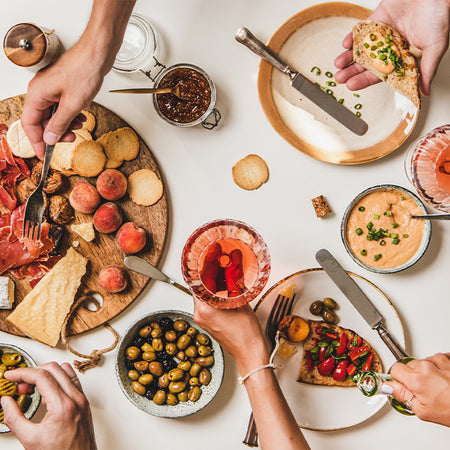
153 64 220 130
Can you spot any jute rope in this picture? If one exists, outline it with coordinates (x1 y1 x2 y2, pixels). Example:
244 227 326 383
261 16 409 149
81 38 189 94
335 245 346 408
61 291 119 373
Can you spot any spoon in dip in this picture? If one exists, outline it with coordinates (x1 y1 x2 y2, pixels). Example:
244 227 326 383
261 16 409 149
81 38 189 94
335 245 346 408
109 83 185 99
410 213 450 220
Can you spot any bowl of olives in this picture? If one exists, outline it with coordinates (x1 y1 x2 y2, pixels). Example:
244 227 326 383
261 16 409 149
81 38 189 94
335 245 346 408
116 310 224 418
0 343 41 433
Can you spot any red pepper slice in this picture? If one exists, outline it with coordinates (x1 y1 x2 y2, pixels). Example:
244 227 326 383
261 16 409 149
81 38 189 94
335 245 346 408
317 357 335 376
319 346 327 362
362 353 373 372
347 363 358 377
347 334 362 350
336 333 348 356
315 326 323 335
350 345 370 363
304 350 313 372
333 359 349 381
325 332 338 340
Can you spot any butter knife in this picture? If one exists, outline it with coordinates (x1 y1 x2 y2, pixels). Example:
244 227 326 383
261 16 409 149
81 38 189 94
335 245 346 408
315 249 409 360
235 27 368 136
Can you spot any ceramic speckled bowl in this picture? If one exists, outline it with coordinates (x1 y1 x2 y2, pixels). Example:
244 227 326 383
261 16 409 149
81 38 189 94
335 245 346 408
341 184 432 274
116 310 224 418
0 344 40 433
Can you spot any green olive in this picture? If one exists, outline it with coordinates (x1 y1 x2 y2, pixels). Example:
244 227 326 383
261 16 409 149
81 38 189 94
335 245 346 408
165 343 178 356
178 391 189 402
199 368 212 386
322 308 338 324
16 394 31 412
188 386 202 402
177 334 191 350
139 325 152 338
173 320 188 332
133 360 149 372
141 343 154 353
165 330 177 342
148 361 163 377
127 370 139 381
176 351 187 361
189 363 202 377
158 373 169 388
185 345 198 358
150 322 160 330
153 390 166 405
196 356 214 367
186 327 198 337
323 297 338 310
126 346 140 361
1 353 22 366
142 351 156 362
138 374 154 386
166 393 178 406
168 368 184 381
189 377 200 387
151 328 162 338
196 333 210 346
168 381 186 393
131 381 146 396
198 345 212 357
309 301 324 316
0 364 7 378
177 360 191 372
152 338 164 352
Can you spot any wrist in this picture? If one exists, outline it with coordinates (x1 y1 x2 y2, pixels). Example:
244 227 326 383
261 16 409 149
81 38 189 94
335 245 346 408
234 343 270 377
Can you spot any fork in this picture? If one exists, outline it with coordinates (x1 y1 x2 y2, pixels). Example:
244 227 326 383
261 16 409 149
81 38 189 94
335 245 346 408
242 293 296 447
22 105 57 240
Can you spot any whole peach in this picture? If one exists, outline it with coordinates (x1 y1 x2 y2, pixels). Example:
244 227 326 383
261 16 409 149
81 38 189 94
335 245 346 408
98 265 128 293
93 202 123 233
96 169 127 201
69 181 100 214
115 222 146 254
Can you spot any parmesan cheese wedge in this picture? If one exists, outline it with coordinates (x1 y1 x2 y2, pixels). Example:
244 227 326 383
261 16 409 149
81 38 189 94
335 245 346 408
7 248 87 347
6 120 36 158
71 222 95 242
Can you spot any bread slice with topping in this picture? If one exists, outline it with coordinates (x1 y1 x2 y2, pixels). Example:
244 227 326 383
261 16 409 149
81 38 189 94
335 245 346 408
353 20 420 109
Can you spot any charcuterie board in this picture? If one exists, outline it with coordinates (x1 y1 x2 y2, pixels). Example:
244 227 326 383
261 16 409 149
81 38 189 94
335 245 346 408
0 95 168 338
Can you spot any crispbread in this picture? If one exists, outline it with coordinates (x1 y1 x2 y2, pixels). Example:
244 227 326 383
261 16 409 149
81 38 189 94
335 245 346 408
96 127 139 165
232 154 269 191
50 132 87 175
127 169 164 206
353 20 420 108
80 110 96 132
71 140 106 177
6 248 87 347
297 320 383 387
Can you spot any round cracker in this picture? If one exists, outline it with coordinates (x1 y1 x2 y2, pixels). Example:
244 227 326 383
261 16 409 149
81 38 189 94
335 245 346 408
81 110 96 132
97 127 139 162
71 140 106 177
232 154 269 190
73 128 92 141
105 158 123 169
128 169 163 206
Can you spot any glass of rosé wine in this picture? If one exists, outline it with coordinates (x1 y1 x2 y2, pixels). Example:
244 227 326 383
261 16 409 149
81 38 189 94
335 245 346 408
181 219 271 309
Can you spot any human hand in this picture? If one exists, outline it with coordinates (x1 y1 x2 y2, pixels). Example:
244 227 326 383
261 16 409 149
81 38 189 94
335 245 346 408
1 362 96 450
193 298 269 374
334 0 450 95
384 353 450 427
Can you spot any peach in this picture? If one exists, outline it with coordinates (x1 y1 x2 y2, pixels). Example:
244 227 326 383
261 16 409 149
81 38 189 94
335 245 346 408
96 169 127 201
98 265 127 293
69 181 100 214
115 222 146 254
93 202 123 233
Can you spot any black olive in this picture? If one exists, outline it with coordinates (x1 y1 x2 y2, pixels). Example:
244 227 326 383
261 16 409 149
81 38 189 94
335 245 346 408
159 317 174 333
162 359 177 372
125 359 135 370
145 385 158 399
157 351 170 361
133 336 146 347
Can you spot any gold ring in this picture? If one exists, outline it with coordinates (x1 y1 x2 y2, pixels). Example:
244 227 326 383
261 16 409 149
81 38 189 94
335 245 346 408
405 393 415 410
70 376 79 383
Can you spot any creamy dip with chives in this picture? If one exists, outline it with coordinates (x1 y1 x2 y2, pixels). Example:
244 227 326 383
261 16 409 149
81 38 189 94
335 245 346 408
346 189 425 269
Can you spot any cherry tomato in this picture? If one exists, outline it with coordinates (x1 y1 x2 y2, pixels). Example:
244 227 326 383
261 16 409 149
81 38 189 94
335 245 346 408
317 357 335 376
336 333 348 356
333 360 349 381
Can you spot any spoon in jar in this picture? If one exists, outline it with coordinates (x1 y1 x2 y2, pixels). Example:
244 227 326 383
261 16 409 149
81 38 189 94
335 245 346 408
410 213 450 220
109 84 184 99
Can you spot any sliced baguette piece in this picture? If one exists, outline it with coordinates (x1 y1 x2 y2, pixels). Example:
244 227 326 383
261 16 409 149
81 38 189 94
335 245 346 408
353 20 420 109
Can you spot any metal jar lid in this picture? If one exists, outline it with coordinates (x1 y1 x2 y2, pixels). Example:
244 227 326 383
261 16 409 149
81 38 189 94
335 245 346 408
3 23 47 67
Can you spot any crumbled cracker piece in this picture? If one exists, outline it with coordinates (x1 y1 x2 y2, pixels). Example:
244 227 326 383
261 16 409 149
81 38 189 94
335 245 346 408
312 195 331 218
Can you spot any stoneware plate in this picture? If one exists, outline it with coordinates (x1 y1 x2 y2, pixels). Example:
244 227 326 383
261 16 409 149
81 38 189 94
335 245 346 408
116 310 224 418
341 184 432 273
0 343 40 433
257 2 419 164
254 269 405 431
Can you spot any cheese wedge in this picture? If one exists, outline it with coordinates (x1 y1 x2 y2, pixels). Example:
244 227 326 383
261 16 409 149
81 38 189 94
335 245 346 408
7 248 87 347
6 120 35 158
71 222 95 242
0 277 14 309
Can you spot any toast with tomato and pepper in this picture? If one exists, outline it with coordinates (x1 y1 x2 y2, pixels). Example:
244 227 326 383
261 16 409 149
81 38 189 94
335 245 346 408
297 320 383 386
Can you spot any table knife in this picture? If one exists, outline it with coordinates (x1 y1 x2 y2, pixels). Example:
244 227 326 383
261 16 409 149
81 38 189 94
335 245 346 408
315 249 409 360
235 27 368 136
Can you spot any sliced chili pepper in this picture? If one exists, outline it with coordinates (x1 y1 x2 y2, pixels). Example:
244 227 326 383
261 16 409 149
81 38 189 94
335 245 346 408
333 359 349 381
315 326 323 335
350 345 370 363
304 350 313 372
362 353 373 372
347 363 358 377
336 332 348 356
347 334 362 350
317 357 335 376
319 346 327 362
325 332 338 340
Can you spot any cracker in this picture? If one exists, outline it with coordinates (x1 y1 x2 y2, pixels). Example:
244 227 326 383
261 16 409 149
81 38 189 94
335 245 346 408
312 195 331 218
105 158 123 169
97 127 139 164
50 133 86 174
127 169 163 206
81 110 96 132
73 128 92 141
71 140 106 177
232 154 269 190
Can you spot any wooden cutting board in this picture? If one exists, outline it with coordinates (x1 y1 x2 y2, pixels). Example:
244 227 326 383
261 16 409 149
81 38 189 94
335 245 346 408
0 95 168 338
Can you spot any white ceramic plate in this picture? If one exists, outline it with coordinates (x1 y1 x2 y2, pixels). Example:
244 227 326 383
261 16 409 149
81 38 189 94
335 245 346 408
254 268 405 430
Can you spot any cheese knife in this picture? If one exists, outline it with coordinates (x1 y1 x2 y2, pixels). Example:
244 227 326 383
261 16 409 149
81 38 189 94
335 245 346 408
315 249 409 360
235 27 368 136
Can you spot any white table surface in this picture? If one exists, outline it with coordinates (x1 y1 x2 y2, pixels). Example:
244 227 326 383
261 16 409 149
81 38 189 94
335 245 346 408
1 1 449 449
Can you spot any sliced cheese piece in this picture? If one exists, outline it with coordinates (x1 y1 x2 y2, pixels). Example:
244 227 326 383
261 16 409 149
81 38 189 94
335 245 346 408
279 283 296 298
71 222 95 242
0 277 14 309
6 120 36 158
7 248 87 347
276 338 298 359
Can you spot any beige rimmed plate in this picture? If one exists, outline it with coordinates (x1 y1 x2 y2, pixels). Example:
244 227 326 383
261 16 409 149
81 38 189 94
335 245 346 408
257 2 419 164
254 268 405 431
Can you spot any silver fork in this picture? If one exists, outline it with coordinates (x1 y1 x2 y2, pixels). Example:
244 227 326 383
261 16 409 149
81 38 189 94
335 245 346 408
242 293 296 447
22 106 57 240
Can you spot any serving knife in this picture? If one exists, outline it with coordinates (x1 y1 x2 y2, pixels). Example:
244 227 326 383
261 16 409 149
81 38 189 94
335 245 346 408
235 27 368 136
315 249 409 360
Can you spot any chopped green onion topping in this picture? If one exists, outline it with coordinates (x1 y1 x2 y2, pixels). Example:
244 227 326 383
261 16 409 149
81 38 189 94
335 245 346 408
370 53 377 58
403 234 409 238
338 98 344 104
353 93 360 97
355 228 363 235
396 71 404 77
401 195 406 200
367 222 374 230
379 54 387 60
392 238 400 245
390 233 399 239
384 211 392 216
377 41 384 47
383 74 388 79
356 111 361 117
392 223 399 228
363 42 370 48
371 45 377 51
370 33 376 41
358 206 365 212
326 81 337 86
355 104 362 110
311 66 321 75
356 50 360 56
325 71 333 78
374 254 382 261
380 240 386 246
361 249 367 256
374 214 380 219
326 89 334 95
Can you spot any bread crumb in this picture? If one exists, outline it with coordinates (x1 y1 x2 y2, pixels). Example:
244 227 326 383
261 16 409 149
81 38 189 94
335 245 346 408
312 195 331 218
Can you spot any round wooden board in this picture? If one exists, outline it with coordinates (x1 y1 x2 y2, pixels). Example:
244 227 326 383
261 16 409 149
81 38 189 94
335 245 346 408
0 95 168 337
